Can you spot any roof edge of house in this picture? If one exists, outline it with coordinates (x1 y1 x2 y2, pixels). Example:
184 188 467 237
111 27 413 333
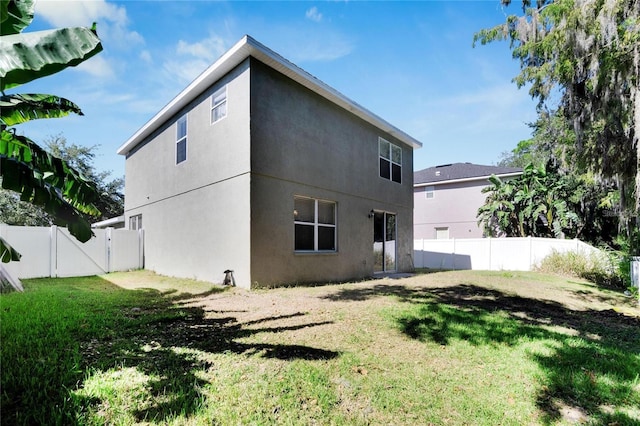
91 215 125 228
414 171 523 187
117 35 422 156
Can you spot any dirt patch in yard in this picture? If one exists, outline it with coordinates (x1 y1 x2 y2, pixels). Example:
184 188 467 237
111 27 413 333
99 269 640 424
106 270 640 362
177 271 637 316
105 270 640 330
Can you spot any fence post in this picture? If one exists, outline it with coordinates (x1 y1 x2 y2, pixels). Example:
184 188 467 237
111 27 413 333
138 229 145 269
50 225 58 278
630 257 639 306
106 227 113 273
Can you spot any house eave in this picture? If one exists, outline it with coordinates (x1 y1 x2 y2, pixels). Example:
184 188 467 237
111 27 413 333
414 172 523 188
117 35 422 156
91 215 125 228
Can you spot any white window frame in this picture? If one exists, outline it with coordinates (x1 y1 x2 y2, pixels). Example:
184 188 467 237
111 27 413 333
425 186 435 199
129 214 142 230
176 114 187 165
293 196 337 253
435 227 449 240
378 137 402 184
211 85 227 124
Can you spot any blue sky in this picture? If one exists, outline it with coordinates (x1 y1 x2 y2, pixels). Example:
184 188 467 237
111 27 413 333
17 0 538 179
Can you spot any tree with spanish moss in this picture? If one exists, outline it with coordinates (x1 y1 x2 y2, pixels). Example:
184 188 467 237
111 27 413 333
496 110 621 247
474 0 639 249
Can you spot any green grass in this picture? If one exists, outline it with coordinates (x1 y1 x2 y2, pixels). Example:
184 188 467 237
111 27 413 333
1 271 639 425
383 289 640 424
0 276 184 424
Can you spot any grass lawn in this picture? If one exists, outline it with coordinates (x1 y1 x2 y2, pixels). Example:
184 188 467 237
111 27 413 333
1 270 639 425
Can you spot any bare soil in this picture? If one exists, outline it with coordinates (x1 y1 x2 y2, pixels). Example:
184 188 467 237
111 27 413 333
100 269 640 424
104 269 640 339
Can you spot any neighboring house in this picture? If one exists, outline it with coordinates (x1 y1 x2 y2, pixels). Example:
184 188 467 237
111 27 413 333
414 163 522 239
117 35 422 288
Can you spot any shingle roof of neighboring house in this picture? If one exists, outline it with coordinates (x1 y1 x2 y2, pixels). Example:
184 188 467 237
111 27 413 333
414 162 522 186
117 35 422 156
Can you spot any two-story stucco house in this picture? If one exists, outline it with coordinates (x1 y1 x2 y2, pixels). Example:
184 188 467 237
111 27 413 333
414 163 521 239
117 36 422 288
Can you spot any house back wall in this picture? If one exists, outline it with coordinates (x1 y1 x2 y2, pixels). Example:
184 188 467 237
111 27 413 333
248 59 412 205
248 59 414 286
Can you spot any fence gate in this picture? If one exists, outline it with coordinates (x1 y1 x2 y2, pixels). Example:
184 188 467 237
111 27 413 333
0 225 143 279
54 226 109 277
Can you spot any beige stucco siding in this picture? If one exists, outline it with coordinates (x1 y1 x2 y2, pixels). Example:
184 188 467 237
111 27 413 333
127 175 250 284
123 60 252 285
249 176 368 286
248 59 412 205
124 61 251 207
414 179 489 239
249 175 414 286
122 55 417 288
249 59 414 286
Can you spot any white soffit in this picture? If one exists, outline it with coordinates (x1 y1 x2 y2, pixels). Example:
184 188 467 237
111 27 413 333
117 35 422 155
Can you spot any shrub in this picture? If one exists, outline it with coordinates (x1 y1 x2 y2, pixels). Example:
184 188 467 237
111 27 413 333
537 249 624 288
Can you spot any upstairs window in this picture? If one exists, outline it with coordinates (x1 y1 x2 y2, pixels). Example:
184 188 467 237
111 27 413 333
379 137 402 183
294 197 336 252
425 186 435 199
211 86 227 124
176 115 187 164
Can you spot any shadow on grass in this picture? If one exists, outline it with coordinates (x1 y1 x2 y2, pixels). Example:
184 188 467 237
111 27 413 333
2 277 337 425
564 279 639 309
86 304 336 423
324 283 640 424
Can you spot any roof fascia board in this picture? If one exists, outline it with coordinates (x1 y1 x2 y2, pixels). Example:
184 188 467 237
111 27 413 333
414 172 522 187
91 215 125 228
117 35 422 156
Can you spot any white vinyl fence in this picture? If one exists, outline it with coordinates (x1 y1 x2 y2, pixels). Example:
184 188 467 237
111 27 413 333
414 237 600 271
0 225 143 279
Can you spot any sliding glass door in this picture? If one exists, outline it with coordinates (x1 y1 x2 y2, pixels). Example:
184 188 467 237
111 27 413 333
373 211 396 273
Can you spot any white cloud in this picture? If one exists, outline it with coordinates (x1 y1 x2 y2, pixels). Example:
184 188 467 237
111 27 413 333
139 50 152 64
35 0 118 27
74 55 114 79
161 34 230 84
281 30 354 62
162 58 211 86
35 0 144 49
176 35 227 61
305 6 323 23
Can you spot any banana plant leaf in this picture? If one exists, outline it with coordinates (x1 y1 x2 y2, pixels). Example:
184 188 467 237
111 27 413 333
0 25 102 91
0 129 101 216
0 156 94 242
0 236 21 263
0 0 35 36
0 94 83 126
